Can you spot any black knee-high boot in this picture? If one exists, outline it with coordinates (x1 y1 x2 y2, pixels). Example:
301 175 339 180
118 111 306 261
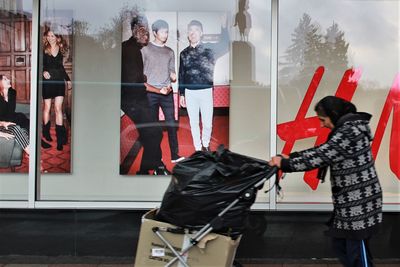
41 139 51 149
55 125 64 151
42 121 52 142
61 125 67 145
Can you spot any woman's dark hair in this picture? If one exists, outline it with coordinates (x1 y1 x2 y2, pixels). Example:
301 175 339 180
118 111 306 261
314 96 357 125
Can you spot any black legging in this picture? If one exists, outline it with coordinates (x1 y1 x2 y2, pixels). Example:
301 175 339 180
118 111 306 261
332 237 374 267
147 93 179 159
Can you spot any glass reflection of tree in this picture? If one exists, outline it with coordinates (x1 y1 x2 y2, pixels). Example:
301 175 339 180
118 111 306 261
70 5 140 80
97 4 142 49
281 13 349 90
69 5 143 174
324 22 349 73
73 20 89 37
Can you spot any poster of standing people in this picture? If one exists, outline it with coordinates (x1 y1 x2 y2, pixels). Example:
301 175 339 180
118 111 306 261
120 11 230 175
39 10 73 173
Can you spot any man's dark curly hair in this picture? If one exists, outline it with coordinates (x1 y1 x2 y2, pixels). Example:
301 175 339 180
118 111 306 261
130 14 147 30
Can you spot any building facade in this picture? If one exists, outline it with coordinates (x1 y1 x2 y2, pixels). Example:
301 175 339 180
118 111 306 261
0 0 399 262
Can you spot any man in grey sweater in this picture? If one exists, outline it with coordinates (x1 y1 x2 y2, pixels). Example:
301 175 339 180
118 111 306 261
141 19 184 163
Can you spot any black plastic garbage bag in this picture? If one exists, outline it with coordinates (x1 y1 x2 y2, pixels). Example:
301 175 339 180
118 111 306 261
156 146 274 237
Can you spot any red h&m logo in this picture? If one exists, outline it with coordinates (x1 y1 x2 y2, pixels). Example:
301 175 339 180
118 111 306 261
277 67 400 190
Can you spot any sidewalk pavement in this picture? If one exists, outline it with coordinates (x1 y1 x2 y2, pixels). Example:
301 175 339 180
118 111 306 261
0 264 399 267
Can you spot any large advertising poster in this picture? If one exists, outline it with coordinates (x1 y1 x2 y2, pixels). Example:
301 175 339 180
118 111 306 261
120 11 230 175
0 7 32 173
40 10 73 173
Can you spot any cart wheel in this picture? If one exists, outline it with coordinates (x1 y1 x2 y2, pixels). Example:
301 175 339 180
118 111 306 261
232 259 243 267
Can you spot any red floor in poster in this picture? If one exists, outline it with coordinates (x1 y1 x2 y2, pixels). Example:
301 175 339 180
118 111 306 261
0 126 71 174
121 114 229 175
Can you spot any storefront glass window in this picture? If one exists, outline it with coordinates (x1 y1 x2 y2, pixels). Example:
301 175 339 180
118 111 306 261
278 0 400 204
0 0 32 201
37 0 272 202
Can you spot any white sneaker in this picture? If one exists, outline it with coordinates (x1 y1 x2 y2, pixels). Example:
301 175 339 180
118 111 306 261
171 156 185 163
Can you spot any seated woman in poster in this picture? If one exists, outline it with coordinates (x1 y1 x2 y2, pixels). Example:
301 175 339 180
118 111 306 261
42 28 72 151
0 74 30 156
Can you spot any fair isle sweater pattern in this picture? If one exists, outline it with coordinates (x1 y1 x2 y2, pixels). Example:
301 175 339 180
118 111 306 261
281 113 382 239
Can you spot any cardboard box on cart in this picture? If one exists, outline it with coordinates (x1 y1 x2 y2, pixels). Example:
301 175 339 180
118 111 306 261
134 209 241 267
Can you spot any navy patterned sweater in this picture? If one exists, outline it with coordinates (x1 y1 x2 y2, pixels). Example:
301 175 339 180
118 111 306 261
178 27 229 95
281 112 382 240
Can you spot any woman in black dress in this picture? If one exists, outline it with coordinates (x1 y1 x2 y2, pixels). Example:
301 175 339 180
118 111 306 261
0 74 30 155
42 29 71 150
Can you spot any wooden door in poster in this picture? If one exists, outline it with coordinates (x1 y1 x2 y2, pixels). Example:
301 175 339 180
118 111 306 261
0 10 31 104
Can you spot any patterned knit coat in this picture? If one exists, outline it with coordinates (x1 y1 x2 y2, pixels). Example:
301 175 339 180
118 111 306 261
281 112 382 240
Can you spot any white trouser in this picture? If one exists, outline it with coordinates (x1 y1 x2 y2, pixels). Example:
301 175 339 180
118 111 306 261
185 88 213 151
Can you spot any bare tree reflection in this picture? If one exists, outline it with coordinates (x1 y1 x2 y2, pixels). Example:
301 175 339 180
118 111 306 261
73 20 89 37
